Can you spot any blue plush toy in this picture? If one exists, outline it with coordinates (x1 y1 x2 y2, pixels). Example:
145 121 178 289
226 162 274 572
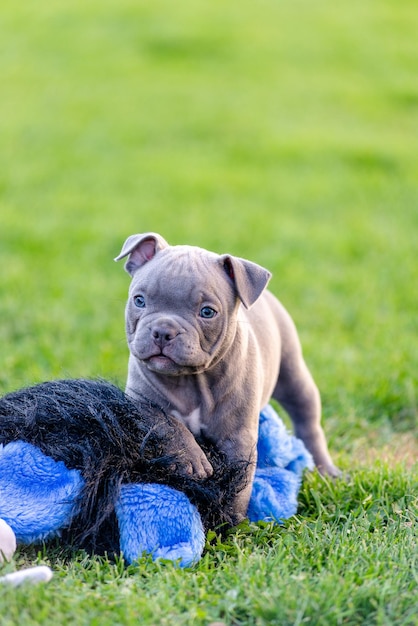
0 380 313 568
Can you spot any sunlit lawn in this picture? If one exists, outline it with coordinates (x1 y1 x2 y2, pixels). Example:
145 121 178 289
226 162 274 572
0 0 417 624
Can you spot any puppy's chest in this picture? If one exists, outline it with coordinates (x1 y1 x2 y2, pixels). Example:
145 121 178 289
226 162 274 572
171 407 204 437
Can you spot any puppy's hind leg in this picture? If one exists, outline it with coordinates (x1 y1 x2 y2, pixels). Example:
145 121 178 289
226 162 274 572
273 350 340 477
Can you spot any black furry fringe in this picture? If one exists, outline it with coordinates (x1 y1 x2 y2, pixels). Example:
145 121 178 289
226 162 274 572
0 379 248 553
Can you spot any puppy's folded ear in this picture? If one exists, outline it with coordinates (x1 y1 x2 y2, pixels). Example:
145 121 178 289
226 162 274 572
115 233 169 275
220 255 272 309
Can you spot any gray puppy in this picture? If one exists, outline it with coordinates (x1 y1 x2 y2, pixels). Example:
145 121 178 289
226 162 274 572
116 232 339 523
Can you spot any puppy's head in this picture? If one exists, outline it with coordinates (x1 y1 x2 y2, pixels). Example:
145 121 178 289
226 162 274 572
116 232 271 376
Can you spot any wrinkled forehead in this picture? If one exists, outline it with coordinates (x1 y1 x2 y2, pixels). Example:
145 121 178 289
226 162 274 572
160 245 219 274
129 245 223 294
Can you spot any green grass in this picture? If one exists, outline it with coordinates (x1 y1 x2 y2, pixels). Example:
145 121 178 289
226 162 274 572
0 0 417 623
2 468 417 626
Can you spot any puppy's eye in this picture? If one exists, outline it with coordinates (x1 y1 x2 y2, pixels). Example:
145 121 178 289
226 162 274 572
133 295 146 308
200 306 217 319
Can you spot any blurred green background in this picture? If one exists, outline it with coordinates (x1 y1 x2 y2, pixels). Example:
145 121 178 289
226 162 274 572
0 0 417 464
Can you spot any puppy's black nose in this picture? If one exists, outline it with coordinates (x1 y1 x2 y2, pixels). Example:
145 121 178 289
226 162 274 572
151 321 180 348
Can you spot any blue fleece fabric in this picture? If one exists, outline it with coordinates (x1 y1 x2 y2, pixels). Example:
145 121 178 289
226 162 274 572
116 483 205 567
247 404 314 523
0 441 84 543
0 405 313 564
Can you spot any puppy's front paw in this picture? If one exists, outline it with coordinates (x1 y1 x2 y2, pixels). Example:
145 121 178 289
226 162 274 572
164 417 213 479
170 442 213 479
182 450 213 479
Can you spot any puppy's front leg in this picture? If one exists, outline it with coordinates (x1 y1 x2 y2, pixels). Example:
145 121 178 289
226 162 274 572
217 430 258 525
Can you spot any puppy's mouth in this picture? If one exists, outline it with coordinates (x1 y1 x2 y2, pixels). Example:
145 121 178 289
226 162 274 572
143 352 181 373
141 351 205 376
148 354 174 366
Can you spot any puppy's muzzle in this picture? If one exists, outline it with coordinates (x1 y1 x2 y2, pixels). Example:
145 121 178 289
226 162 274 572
151 319 182 349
